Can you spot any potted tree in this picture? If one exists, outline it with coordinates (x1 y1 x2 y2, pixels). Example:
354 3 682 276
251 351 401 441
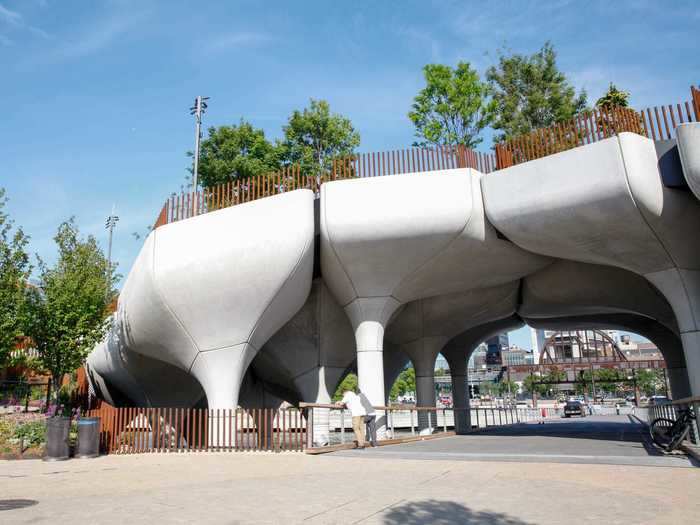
25 219 116 460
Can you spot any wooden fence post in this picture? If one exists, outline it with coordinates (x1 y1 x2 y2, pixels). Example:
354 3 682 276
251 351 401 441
692 86 700 121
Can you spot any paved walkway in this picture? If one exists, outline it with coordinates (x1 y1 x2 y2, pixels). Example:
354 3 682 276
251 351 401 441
1 416 698 524
334 415 697 468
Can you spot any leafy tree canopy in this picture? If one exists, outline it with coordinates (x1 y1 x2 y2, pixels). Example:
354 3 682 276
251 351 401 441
596 83 631 109
409 62 494 148
0 189 31 369
486 42 588 141
332 372 358 402
390 367 416 401
192 120 281 188
280 99 360 176
25 219 118 403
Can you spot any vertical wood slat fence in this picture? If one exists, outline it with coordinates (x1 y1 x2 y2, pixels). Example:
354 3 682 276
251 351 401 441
495 85 700 169
153 144 497 228
153 86 700 229
84 405 307 454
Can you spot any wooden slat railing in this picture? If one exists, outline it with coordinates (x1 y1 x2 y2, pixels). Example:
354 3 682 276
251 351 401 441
84 405 307 454
153 85 699 229
495 106 644 168
496 85 700 169
153 144 498 228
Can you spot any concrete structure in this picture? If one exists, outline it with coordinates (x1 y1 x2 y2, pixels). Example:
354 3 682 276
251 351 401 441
87 127 700 437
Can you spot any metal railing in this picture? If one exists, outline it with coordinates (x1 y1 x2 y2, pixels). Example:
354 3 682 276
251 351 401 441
0 380 51 412
646 395 700 446
83 405 307 454
300 402 560 449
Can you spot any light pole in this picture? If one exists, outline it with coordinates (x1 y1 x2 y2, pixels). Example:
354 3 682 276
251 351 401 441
189 95 209 215
105 206 119 294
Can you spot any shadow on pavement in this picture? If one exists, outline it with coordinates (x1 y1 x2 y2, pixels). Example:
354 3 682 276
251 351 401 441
382 500 532 525
0 499 39 511
474 418 643 442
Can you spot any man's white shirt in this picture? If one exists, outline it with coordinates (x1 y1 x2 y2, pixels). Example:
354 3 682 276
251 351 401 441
341 391 366 417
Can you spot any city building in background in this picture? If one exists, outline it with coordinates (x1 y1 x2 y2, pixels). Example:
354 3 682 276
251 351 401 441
485 333 509 365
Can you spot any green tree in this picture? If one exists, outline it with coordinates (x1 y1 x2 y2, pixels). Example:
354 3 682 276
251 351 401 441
486 42 588 141
523 369 566 398
596 83 631 109
25 219 117 406
280 99 360 177
408 62 494 148
635 369 665 397
594 368 626 395
523 374 548 397
332 372 358 402
0 189 31 369
389 367 416 401
497 379 518 397
192 120 281 188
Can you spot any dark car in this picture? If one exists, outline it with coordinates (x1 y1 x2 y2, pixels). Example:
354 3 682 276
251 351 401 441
564 401 586 418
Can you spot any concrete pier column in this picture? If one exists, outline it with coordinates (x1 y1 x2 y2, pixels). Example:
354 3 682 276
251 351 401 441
414 371 437 431
444 351 470 434
189 344 255 410
667 367 692 400
646 270 700 397
403 337 447 432
345 297 402 438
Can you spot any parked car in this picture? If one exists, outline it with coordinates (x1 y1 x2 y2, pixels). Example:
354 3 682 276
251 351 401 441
564 401 586 418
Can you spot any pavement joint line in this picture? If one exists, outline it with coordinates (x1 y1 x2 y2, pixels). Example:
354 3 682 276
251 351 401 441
351 497 407 524
302 497 361 521
418 469 451 485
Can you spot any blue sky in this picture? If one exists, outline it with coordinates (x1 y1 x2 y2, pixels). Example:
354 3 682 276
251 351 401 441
1 0 698 349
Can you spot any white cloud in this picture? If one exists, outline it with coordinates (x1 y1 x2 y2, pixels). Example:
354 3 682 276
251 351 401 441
0 2 48 38
200 31 271 53
0 4 21 25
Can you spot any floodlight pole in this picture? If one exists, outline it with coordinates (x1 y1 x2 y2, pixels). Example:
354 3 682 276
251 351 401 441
190 95 209 215
105 205 119 295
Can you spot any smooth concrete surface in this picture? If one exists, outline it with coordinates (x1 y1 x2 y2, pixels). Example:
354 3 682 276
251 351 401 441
2 435 699 524
87 131 700 415
384 284 520 429
483 133 700 396
321 169 549 410
443 316 524 433
88 189 315 409
677 122 700 200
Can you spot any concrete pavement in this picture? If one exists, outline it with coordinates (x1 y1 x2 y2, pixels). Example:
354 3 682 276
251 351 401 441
334 415 697 468
1 420 699 524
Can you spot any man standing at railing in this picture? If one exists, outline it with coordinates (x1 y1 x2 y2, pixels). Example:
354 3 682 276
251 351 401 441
340 390 366 448
359 391 378 447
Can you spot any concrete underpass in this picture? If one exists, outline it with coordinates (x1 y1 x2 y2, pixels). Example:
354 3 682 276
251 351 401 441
332 415 698 468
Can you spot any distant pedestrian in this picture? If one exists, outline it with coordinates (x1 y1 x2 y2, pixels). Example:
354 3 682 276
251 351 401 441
340 390 366 448
359 391 378 447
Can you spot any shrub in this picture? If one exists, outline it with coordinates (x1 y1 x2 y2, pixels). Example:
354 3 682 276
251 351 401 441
14 419 47 447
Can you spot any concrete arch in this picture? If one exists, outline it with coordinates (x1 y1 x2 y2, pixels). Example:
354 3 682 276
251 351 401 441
321 169 550 412
524 314 690 399
483 133 700 395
